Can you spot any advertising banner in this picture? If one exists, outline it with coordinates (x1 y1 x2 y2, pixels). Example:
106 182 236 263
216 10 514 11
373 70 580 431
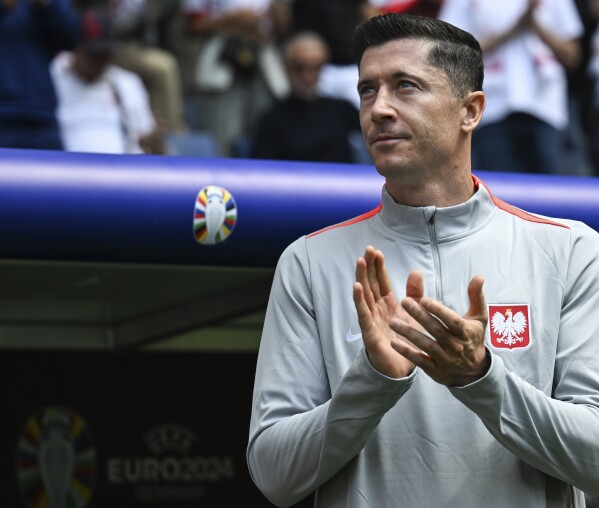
0 350 312 508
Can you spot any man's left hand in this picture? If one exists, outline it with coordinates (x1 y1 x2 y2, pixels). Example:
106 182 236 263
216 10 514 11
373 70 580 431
390 273 489 387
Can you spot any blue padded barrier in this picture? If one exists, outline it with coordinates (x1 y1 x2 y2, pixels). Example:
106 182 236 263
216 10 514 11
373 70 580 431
1 148 598 268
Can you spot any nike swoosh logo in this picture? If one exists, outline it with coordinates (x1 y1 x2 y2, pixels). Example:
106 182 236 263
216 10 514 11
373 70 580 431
345 328 362 342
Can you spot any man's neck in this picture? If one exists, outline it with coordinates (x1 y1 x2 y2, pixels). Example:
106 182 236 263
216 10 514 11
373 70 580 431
385 171 476 208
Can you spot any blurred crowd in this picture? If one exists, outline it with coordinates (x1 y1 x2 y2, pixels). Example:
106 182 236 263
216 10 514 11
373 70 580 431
3 0 599 175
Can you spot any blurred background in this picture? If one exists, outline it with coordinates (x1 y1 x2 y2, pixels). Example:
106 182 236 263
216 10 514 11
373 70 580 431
2 0 599 506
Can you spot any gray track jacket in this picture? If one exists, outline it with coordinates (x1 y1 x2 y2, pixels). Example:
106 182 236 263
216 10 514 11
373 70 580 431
248 177 599 507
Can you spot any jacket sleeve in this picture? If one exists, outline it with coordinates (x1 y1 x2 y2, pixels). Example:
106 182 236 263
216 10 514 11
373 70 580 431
450 222 599 495
247 238 415 507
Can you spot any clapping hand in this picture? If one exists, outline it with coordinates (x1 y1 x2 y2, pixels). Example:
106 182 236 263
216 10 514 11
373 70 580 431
354 246 490 386
390 274 489 387
353 246 423 379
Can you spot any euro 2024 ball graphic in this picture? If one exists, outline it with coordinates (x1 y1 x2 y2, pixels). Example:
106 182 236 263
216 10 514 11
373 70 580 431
193 186 237 245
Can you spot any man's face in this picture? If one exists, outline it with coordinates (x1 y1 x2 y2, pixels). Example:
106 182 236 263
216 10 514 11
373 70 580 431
358 38 465 182
286 39 328 102
72 47 112 82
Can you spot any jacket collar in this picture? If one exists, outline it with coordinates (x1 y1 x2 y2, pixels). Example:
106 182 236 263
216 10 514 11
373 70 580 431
378 176 496 242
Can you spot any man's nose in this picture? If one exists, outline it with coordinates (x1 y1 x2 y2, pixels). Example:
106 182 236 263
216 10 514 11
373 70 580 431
371 88 397 121
300 68 319 84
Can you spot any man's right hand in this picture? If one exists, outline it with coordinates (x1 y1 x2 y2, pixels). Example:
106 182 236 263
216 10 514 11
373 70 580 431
353 246 422 379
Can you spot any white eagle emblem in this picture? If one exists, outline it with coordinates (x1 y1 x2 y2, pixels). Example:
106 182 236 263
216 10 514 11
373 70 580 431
491 308 527 346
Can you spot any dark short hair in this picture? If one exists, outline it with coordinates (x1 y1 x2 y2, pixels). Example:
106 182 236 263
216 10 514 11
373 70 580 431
353 13 483 98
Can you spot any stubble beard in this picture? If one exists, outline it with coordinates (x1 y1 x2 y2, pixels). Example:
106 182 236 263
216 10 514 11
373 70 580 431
371 147 424 182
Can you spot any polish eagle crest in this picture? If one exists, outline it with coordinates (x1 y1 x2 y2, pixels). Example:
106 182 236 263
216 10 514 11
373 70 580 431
491 308 527 346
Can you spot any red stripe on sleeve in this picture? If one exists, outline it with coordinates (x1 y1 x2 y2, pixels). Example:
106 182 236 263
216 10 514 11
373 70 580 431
306 204 382 239
473 175 570 229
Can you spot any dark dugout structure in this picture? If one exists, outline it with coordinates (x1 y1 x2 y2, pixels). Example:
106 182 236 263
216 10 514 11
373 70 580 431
1 148 598 507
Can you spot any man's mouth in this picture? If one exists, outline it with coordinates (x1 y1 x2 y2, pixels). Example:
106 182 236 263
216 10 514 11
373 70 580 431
371 133 408 145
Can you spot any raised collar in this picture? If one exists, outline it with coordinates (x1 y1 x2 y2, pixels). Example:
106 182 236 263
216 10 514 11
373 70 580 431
378 177 496 242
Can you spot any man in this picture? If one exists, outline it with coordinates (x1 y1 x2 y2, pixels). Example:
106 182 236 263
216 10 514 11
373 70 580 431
251 32 361 163
51 7 161 154
291 0 369 110
247 13 599 508
0 0 80 150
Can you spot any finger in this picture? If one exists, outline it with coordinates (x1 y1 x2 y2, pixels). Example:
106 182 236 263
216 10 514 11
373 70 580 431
374 250 393 296
417 296 466 338
389 330 437 370
364 246 382 301
391 315 447 362
466 275 487 324
406 270 424 302
402 296 454 343
355 256 376 310
353 282 375 343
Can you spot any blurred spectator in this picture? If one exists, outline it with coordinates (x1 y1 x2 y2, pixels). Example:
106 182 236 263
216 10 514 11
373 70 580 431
184 0 290 156
292 0 368 109
51 8 162 154
440 0 583 174
251 32 361 162
0 0 80 150
110 0 186 132
587 0 599 174
560 0 595 176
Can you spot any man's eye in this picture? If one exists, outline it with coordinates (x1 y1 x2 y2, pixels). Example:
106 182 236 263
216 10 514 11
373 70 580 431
398 81 415 89
358 86 376 97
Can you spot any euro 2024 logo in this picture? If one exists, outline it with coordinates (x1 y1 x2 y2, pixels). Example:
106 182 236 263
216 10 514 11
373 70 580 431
16 406 97 508
193 186 237 245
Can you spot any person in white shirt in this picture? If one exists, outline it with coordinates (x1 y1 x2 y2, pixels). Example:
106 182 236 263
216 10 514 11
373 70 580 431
51 7 160 155
439 0 583 174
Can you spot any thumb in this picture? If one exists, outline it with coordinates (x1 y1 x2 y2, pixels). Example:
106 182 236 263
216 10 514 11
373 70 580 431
466 275 487 323
405 270 424 302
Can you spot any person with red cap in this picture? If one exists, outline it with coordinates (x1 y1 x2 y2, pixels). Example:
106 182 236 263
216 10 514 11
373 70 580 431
50 7 162 154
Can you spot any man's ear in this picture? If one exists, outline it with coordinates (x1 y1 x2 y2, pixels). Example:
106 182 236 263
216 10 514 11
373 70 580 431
460 91 485 133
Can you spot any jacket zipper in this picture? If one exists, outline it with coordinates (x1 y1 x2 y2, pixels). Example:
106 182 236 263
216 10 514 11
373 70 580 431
427 214 443 302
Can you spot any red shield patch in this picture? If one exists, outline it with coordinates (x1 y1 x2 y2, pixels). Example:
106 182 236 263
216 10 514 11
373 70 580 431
488 304 531 350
